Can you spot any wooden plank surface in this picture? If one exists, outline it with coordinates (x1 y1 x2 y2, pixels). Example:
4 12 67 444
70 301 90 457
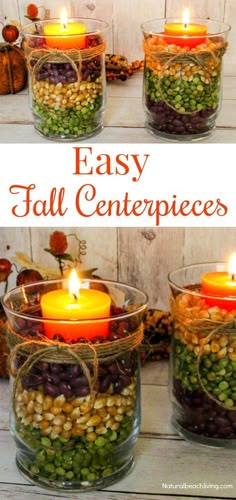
165 0 225 19
184 228 236 265
70 0 113 53
112 0 165 61
1 124 236 144
118 228 185 309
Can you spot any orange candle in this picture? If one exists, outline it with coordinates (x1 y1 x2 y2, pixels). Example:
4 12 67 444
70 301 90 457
41 270 111 341
164 9 207 48
44 8 86 50
202 254 236 311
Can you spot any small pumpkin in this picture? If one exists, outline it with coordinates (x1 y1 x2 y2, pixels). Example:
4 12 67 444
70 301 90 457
2 24 19 43
0 43 27 94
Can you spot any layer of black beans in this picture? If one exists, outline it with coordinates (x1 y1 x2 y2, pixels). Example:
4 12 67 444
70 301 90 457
21 351 137 398
174 379 236 439
34 59 102 84
146 98 215 136
28 34 103 83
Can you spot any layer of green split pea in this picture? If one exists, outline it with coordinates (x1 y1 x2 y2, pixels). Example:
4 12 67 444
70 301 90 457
145 64 220 114
17 415 133 482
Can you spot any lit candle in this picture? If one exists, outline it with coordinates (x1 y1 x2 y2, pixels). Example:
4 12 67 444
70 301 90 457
41 270 111 341
44 8 86 50
202 254 236 310
164 9 207 48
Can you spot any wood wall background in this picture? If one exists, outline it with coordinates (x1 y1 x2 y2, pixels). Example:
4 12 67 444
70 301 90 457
0 0 235 74
0 228 236 310
0 1 235 309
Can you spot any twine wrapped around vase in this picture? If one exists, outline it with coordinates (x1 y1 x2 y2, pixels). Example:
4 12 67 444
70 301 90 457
7 320 143 449
143 40 227 115
171 294 236 411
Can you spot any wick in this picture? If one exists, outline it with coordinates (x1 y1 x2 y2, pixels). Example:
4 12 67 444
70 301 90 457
232 274 235 281
73 293 78 300
184 23 188 28
63 24 67 29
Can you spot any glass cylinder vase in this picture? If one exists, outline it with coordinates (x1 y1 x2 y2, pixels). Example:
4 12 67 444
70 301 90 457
168 262 236 447
141 19 230 141
2 278 148 490
21 19 108 141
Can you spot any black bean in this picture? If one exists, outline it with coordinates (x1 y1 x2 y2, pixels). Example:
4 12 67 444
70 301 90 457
49 76 58 84
218 426 233 436
67 365 81 378
214 417 230 427
70 375 88 388
50 364 61 374
107 362 119 376
98 365 108 376
38 362 49 372
44 382 60 397
99 375 111 393
74 385 90 397
59 381 73 398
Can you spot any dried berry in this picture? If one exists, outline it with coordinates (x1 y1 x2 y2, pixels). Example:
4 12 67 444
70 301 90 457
49 231 68 256
2 24 19 43
16 268 43 286
0 258 12 282
26 3 39 20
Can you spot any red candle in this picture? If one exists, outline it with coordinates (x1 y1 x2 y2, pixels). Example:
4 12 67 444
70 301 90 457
41 270 111 341
202 254 236 311
164 9 207 48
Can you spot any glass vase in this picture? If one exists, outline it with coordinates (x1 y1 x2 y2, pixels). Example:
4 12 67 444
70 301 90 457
168 262 236 447
2 278 148 490
141 19 230 141
21 19 108 141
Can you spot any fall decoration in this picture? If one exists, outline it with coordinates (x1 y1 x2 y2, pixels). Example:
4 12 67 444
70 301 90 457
0 22 27 95
105 54 144 81
0 43 27 94
26 3 39 21
0 258 12 290
141 309 173 364
2 24 19 43
44 231 86 277
25 3 50 22
49 230 68 256
16 269 43 286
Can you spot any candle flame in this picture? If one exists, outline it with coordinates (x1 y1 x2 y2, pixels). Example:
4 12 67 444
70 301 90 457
182 8 190 28
60 8 68 28
69 269 80 299
228 253 236 280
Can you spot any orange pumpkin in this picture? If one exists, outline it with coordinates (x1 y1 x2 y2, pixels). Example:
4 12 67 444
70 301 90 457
0 43 27 95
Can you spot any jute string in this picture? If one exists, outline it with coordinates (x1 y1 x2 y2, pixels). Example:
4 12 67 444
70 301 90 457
26 44 105 82
7 321 143 449
171 296 236 410
143 40 227 115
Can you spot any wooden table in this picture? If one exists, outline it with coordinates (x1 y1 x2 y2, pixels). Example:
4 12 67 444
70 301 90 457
1 361 236 500
1 73 236 143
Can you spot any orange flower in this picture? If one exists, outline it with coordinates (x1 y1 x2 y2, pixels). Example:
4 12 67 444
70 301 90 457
26 4 39 19
49 231 68 256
